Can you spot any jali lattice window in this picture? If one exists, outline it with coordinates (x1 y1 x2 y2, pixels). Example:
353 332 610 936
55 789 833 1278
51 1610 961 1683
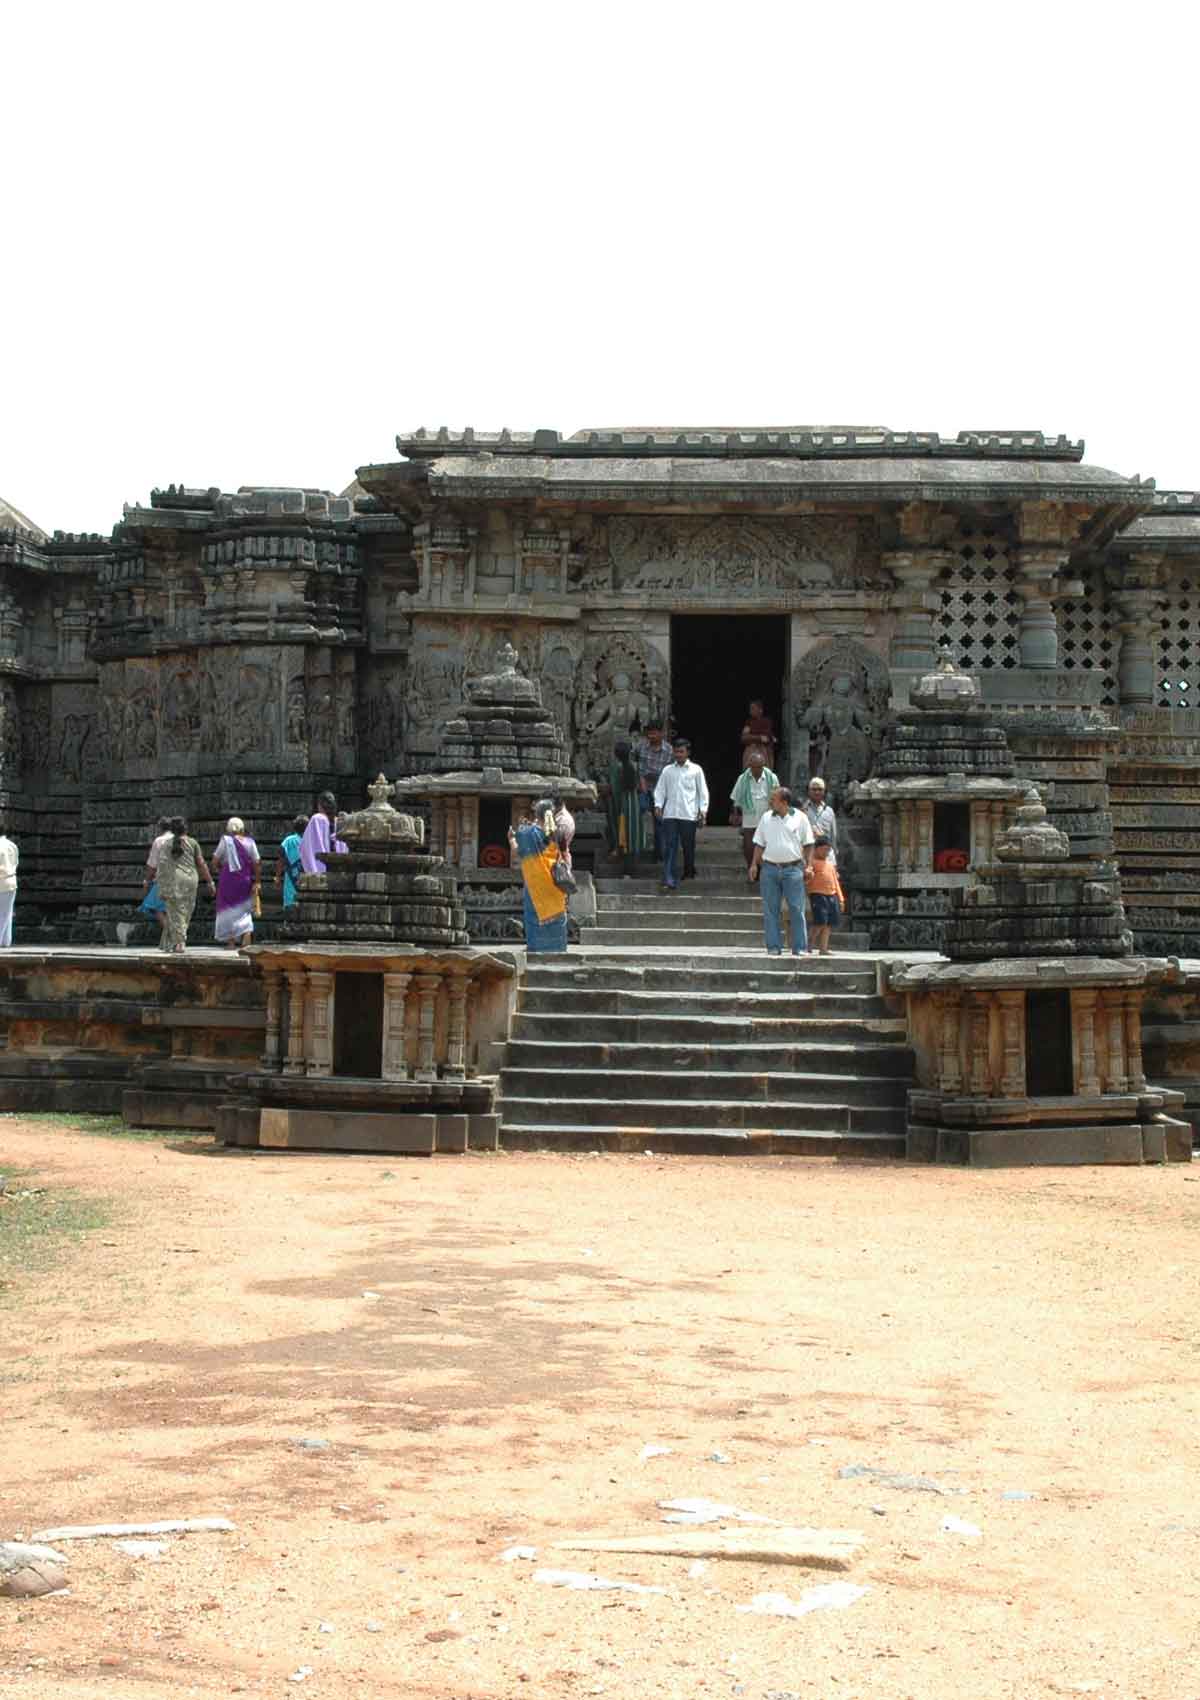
1157 573 1200 708
1059 570 1117 704
936 526 1019 669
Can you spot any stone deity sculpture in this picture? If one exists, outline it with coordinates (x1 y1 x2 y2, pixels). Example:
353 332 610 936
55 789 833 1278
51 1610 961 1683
585 669 651 742
803 673 873 794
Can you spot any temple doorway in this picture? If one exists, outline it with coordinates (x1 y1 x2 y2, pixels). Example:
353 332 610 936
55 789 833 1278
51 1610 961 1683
669 614 789 825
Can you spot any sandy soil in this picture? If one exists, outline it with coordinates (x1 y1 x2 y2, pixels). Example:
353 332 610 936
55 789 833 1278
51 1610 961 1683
0 1124 1197 1700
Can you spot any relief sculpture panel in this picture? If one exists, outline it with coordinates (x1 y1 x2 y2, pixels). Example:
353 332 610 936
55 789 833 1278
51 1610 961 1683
792 636 891 796
606 515 883 596
577 629 669 778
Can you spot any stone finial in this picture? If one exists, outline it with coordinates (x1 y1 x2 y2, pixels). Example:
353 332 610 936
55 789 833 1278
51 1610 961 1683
993 788 1070 861
495 640 520 674
909 641 982 712
338 774 425 846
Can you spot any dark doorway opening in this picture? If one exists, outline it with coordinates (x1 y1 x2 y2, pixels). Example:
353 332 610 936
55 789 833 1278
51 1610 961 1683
1025 989 1073 1096
333 972 383 1078
934 802 971 858
478 799 510 866
669 615 789 825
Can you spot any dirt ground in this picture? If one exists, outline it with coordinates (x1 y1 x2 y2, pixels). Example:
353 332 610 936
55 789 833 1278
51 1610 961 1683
0 1124 1197 1700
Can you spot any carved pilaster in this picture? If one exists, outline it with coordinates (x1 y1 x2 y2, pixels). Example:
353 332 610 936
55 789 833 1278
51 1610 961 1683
915 801 934 873
1111 567 1167 708
1013 547 1070 669
308 970 335 1077
971 801 992 868
1073 988 1100 1097
880 803 898 875
996 990 1025 1098
967 993 990 1095
444 969 469 1081
898 803 914 873
382 971 412 1082
938 989 963 1093
414 972 441 1083
1122 990 1145 1091
886 547 955 672
262 969 283 1070
284 970 307 1075
1101 991 1128 1094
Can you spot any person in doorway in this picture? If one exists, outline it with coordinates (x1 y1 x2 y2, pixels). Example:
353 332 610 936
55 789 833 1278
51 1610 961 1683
300 791 347 875
801 776 837 855
634 721 671 857
212 816 261 948
730 746 780 869
654 737 709 891
153 818 215 953
749 785 815 956
507 799 568 952
805 835 845 956
276 814 309 909
740 698 777 768
0 821 17 947
139 815 173 941
605 740 642 875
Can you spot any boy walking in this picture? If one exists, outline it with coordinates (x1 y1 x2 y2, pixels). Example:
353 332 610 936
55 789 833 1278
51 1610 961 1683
805 835 844 955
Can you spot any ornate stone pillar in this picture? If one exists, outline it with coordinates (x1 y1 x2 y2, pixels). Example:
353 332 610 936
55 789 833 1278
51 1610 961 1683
997 990 1026 1097
1013 547 1069 669
967 993 991 1095
1112 570 1166 708
886 549 954 672
414 972 441 1083
990 800 1009 849
880 804 898 876
459 796 480 873
1122 990 1145 1091
284 969 307 1075
1073 988 1100 1096
444 797 461 868
898 803 915 874
972 801 992 868
444 969 470 1080
938 989 963 1093
262 969 283 1070
915 801 934 873
1101 991 1128 1094
382 971 412 1081
429 799 445 859
308 970 335 1077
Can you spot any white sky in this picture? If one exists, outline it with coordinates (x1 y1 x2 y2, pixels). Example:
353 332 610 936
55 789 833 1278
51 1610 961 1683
4 1 1197 536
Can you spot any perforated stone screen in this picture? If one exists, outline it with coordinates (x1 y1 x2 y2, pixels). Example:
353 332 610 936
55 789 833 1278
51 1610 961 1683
936 527 1019 669
1059 569 1117 705
1157 571 1200 708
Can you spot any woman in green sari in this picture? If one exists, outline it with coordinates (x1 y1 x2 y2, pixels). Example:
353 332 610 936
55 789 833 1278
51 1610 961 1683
152 817 215 953
605 739 641 878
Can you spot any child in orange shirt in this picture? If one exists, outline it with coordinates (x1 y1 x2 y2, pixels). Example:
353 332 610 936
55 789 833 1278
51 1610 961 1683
804 836 844 956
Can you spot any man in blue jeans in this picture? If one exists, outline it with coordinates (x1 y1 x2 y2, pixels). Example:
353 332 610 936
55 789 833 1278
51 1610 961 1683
653 737 709 891
749 785 815 954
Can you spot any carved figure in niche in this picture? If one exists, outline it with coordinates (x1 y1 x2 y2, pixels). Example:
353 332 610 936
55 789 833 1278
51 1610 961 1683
541 642 580 752
197 655 226 755
123 687 158 761
585 669 651 743
21 696 50 773
803 675 873 795
233 663 275 755
161 662 200 755
0 683 19 779
286 677 307 746
792 636 890 798
58 713 90 782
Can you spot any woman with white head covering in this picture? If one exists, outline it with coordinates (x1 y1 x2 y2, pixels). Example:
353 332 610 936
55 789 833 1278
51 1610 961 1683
211 815 261 948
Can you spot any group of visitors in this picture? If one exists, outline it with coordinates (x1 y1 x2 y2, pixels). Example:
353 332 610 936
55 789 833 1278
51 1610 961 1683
136 791 350 954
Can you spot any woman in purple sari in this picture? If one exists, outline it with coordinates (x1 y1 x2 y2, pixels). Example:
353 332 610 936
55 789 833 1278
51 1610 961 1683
211 815 261 948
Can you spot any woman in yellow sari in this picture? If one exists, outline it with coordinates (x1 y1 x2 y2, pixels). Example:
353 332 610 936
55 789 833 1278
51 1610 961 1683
507 798 569 952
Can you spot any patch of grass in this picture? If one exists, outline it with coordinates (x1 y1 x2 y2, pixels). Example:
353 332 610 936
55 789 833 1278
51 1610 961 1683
8 1110 174 1141
0 1166 112 1299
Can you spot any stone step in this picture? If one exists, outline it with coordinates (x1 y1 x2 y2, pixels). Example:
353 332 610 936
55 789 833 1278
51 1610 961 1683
499 1124 906 1158
517 987 890 1018
498 1095 904 1134
595 878 757 893
523 962 879 992
512 1008 902 1038
596 895 766 913
585 926 872 950
503 1039 914 1075
593 906 774 928
499 1068 907 1107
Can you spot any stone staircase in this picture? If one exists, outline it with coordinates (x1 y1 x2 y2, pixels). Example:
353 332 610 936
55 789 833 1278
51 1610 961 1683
498 949 912 1158
587 824 870 951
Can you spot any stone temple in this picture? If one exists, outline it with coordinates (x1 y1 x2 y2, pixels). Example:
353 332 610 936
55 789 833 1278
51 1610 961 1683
2 426 1200 1162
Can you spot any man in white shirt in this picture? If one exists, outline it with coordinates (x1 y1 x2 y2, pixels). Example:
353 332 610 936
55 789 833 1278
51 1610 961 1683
0 823 18 948
749 785 815 955
653 737 709 892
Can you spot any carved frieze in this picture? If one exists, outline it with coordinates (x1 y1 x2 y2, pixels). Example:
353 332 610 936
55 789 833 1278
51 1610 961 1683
606 515 883 596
